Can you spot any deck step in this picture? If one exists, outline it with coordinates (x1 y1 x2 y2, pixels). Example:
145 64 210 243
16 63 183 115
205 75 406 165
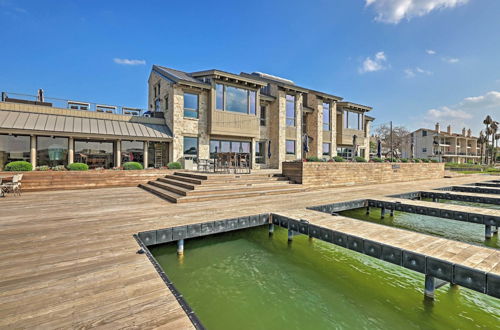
138 183 182 203
157 177 197 190
164 175 203 185
178 186 307 203
185 182 295 196
148 181 190 196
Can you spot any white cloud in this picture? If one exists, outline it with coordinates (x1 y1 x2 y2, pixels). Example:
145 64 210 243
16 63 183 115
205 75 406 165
404 67 432 78
426 49 436 55
113 58 146 66
365 0 469 24
443 57 459 63
421 91 500 135
359 51 387 73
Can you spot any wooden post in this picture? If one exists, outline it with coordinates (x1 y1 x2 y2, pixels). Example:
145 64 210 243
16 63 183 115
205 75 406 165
390 209 394 217
143 141 149 169
381 207 386 219
485 225 492 239
366 206 370 215
177 239 184 255
288 229 294 241
268 223 274 235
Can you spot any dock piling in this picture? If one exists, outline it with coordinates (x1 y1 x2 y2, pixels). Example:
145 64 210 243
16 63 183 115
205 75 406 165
485 225 493 239
381 207 386 219
269 223 274 235
366 206 370 215
390 209 394 217
177 239 184 255
288 229 294 241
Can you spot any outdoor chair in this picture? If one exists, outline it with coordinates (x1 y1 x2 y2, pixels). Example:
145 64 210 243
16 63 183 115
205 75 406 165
0 178 8 197
4 174 22 196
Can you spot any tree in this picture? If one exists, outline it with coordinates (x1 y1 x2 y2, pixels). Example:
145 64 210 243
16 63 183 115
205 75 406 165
374 124 410 158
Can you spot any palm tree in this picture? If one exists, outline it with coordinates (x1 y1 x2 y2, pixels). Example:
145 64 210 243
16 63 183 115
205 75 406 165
478 131 486 164
483 116 493 164
495 132 500 165
490 121 498 165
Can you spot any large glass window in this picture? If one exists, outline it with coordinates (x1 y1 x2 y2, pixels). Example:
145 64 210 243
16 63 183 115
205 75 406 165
286 95 295 127
209 140 251 159
184 93 199 118
337 147 353 160
121 141 144 165
183 137 198 161
255 141 265 164
286 140 296 155
323 143 331 156
74 140 114 169
323 103 331 131
37 136 68 167
148 142 168 168
0 134 30 170
344 111 363 130
216 84 256 115
260 106 266 126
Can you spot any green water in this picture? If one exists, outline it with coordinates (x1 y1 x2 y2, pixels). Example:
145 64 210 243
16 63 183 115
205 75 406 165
340 207 499 248
150 227 500 329
429 198 500 210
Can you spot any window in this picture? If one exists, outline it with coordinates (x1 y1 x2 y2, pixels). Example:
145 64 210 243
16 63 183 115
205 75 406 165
0 134 30 170
322 102 330 131
286 140 296 155
121 141 144 165
210 140 251 159
183 93 199 118
260 106 266 126
422 148 427 153
216 84 256 115
337 147 353 160
164 95 169 112
183 137 198 160
148 142 168 168
422 130 427 137
344 111 363 130
155 99 161 112
74 140 114 169
322 143 331 156
286 95 295 126
255 141 265 164
37 137 68 167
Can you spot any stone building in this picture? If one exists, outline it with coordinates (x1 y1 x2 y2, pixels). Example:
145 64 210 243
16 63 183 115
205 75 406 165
401 123 480 163
148 66 374 169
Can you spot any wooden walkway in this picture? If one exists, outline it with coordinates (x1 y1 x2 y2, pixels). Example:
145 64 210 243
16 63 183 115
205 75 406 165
420 189 500 203
0 174 497 328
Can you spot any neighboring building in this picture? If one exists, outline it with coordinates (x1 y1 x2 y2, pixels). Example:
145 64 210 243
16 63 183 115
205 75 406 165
0 92 172 170
0 66 375 171
401 123 481 163
148 66 374 169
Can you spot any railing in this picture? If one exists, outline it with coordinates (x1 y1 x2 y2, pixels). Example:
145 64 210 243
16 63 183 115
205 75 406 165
1 91 146 116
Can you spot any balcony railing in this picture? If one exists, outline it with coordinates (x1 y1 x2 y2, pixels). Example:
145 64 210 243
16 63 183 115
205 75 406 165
1 91 146 116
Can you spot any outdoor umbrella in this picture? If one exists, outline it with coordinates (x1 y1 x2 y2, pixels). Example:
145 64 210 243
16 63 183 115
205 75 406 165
377 140 382 158
268 141 272 159
303 134 309 153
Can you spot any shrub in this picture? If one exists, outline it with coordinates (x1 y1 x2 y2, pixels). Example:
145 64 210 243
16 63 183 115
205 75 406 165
421 158 430 163
68 163 89 171
333 156 345 162
400 158 409 163
430 159 438 163
123 162 144 170
371 157 383 162
354 156 367 162
35 165 50 171
306 156 322 162
413 159 421 163
167 162 182 169
52 165 66 171
4 161 32 171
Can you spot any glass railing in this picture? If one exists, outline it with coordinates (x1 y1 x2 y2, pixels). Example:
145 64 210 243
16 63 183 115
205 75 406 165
1 91 145 116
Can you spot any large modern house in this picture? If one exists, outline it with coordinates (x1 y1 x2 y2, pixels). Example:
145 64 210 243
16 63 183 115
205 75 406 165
0 66 374 170
401 123 481 163
148 66 374 169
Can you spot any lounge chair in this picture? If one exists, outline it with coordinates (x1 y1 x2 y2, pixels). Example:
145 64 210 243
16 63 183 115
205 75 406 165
4 174 22 196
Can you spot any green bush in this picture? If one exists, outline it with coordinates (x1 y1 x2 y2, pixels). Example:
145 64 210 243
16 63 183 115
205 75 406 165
68 163 89 171
123 162 144 170
4 161 32 171
371 157 383 162
421 159 430 163
413 159 421 163
430 159 438 163
333 156 345 162
400 158 409 163
306 156 322 162
52 165 66 171
354 156 367 162
35 165 50 171
167 162 182 169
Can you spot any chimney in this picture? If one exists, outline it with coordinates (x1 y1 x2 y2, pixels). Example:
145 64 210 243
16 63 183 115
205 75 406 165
447 125 452 134
462 127 466 136
435 123 440 132
467 129 472 137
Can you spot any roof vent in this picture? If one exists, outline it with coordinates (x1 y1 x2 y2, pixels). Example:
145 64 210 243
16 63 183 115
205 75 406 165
251 72 295 85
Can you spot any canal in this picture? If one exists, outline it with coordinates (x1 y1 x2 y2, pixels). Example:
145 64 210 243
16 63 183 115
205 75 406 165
150 225 500 329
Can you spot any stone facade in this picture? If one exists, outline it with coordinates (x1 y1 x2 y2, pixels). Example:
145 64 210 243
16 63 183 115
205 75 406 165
148 66 375 169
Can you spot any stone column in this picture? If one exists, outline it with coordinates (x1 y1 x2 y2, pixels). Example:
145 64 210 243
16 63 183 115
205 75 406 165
30 135 36 169
251 138 256 169
68 137 74 165
116 140 121 168
143 141 149 169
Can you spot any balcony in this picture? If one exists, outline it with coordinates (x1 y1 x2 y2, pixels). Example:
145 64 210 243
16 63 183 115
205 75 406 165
1 91 146 116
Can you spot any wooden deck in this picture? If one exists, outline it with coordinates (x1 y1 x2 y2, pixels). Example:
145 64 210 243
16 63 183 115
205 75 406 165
0 174 496 329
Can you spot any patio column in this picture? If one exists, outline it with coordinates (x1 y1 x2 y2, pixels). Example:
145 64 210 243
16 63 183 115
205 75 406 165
116 140 121 168
68 137 74 165
143 141 148 169
30 135 36 169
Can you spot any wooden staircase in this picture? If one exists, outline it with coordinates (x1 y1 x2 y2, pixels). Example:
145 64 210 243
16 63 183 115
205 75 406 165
139 171 306 203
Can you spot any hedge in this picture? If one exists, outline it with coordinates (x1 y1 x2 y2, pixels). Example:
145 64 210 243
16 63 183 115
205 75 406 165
371 157 383 162
354 156 367 162
68 163 89 171
333 156 345 162
123 162 144 170
4 161 32 171
167 162 182 169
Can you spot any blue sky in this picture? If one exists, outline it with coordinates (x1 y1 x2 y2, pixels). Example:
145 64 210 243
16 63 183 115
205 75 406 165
1 0 499 134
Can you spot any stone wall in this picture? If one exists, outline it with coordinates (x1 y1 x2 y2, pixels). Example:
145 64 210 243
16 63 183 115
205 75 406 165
0 169 174 192
282 161 445 186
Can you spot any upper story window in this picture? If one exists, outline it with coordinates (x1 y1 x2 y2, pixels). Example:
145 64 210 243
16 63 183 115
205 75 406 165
184 93 199 118
155 99 161 112
286 95 295 127
322 102 330 131
215 83 256 115
422 130 427 137
344 111 364 130
286 139 296 155
260 106 266 126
